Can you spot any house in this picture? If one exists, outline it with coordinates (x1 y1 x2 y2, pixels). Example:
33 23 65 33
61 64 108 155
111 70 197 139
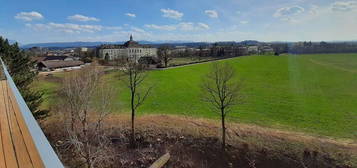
259 46 274 54
247 46 259 54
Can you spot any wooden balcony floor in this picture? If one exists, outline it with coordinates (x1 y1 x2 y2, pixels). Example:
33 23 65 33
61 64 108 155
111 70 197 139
0 80 45 168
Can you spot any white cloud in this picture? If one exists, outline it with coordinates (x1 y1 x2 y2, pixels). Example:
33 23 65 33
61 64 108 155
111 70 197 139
15 11 43 21
178 22 195 31
266 2 357 41
309 5 319 15
26 22 104 33
274 6 305 22
331 1 357 12
197 23 210 30
145 24 177 31
205 10 219 18
240 21 248 24
87 30 153 42
274 6 305 17
131 27 146 33
125 13 136 18
68 14 100 22
145 22 209 31
105 26 122 30
160 8 183 20
176 22 209 31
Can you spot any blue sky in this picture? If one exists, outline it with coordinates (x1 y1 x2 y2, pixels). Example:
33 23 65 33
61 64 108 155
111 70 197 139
0 0 356 44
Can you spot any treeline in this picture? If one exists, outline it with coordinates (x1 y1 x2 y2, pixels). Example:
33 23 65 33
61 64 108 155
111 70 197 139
172 46 249 58
289 41 357 54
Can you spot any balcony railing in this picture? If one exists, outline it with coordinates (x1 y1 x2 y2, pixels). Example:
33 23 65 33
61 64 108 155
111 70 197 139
0 58 64 168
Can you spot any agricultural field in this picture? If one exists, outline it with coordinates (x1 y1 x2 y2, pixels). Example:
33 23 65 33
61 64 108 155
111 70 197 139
36 54 357 139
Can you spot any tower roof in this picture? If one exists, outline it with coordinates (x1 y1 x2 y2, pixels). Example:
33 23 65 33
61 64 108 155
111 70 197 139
124 35 139 47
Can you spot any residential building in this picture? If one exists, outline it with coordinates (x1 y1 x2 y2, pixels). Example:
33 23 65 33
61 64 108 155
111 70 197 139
259 46 274 54
247 46 259 54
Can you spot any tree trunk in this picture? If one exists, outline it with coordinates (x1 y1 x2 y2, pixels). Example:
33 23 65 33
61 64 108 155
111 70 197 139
221 109 226 150
130 91 136 148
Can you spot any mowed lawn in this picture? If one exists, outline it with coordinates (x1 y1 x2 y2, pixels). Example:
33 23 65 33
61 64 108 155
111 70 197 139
37 54 357 138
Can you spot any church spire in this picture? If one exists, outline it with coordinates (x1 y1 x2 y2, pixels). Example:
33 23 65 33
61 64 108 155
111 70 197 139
130 34 133 41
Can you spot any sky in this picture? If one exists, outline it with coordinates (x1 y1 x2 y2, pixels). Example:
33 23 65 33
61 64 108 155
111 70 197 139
0 0 356 44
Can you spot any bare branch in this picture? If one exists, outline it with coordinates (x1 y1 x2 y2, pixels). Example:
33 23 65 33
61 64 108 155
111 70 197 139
200 62 243 150
59 65 115 167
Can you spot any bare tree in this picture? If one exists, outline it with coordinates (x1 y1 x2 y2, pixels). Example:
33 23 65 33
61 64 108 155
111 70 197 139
122 60 152 147
158 45 172 67
60 65 115 168
201 62 242 150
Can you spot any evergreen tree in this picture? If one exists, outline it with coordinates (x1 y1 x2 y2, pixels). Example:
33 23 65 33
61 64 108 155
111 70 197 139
0 36 48 119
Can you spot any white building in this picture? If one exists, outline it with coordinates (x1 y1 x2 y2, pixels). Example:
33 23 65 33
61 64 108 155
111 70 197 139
247 46 259 54
98 35 157 61
80 47 88 52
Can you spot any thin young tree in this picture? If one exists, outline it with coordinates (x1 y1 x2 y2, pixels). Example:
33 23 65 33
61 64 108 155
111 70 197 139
201 62 242 150
122 60 152 147
60 65 115 168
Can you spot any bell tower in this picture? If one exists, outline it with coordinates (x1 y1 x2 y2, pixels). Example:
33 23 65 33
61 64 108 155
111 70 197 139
130 34 133 41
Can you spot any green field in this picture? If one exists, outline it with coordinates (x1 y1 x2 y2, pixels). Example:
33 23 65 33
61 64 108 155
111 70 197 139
37 54 357 138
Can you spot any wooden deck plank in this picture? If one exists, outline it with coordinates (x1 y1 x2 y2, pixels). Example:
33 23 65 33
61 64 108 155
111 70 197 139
0 81 19 168
0 79 47 168
0 81 7 168
7 84 45 168
0 130 6 168
7 88 34 168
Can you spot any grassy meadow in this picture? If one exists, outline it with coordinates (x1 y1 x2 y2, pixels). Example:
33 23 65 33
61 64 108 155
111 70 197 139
36 54 357 139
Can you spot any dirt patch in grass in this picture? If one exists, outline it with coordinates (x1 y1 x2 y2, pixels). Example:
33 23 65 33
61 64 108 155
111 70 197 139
43 114 357 168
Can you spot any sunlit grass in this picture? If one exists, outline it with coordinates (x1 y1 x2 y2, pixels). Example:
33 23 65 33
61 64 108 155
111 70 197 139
36 54 357 138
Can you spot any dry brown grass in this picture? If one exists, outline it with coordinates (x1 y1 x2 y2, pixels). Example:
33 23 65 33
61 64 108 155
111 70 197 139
43 114 357 168
106 114 357 150
104 114 357 167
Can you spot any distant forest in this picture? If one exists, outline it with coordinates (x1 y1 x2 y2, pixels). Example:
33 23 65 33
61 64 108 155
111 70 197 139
288 41 357 54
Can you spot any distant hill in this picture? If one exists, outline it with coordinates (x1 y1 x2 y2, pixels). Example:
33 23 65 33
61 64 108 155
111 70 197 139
239 40 261 46
21 40 193 49
21 41 121 49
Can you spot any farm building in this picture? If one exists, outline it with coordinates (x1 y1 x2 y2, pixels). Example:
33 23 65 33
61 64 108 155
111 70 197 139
37 60 84 71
